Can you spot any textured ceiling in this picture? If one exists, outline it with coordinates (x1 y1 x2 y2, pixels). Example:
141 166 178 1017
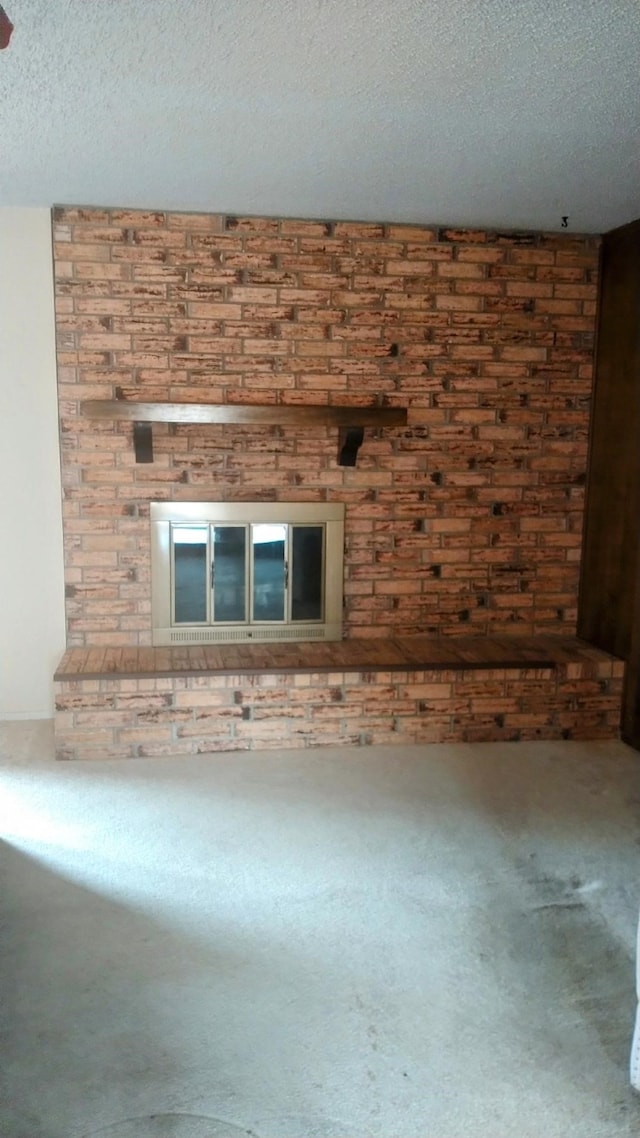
1 0 639 232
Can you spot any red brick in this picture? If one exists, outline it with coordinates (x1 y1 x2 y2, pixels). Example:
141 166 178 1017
387 226 438 242
437 261 485 279
440 228 488 243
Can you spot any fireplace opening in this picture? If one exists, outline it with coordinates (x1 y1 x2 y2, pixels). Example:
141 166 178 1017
150 502 345 645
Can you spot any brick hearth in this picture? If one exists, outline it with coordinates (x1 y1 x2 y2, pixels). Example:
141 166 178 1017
53 636 623 761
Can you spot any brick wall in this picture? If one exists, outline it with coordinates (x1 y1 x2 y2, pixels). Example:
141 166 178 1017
53 208 600 647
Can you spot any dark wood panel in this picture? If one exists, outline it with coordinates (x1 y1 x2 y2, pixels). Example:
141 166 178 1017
577 216 640 749
622 526 640 749
578 218 640 661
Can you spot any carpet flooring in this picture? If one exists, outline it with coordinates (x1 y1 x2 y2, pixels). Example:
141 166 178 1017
1 721 640 1137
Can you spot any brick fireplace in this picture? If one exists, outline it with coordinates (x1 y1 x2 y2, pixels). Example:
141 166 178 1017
52 207 623 758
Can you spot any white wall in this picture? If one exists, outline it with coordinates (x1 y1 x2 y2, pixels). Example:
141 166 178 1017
0 208 66 718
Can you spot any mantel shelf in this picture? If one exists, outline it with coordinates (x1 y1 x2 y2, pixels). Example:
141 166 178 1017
81 399 408 466
82 399 407 428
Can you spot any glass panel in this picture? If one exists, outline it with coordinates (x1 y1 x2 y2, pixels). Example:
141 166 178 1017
173 525 208 623
291 526 324 621
252 523 286 622
213 526 246 622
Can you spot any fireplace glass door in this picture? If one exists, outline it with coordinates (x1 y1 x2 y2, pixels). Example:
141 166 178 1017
151 501 344 645
173 526 208 624
213 526 247 623
170 522 325 629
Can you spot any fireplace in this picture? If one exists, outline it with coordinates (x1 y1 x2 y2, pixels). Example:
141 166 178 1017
52 207 623 760
150 501 345 644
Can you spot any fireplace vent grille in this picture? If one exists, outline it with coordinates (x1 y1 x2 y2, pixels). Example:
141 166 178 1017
168 625 327 644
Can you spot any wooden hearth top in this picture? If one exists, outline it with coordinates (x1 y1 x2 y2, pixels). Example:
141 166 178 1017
53 635 615 682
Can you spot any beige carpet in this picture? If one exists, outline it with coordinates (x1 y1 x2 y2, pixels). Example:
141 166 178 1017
1 721 639 1138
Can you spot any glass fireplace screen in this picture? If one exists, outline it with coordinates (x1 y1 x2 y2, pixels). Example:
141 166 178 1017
151 502 344 644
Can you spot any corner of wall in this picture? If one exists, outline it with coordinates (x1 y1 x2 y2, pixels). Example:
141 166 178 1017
0 207 66 719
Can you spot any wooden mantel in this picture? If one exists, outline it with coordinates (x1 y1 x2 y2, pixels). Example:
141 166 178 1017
82 399 408 466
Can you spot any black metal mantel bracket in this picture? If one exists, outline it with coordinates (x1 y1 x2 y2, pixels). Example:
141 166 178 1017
133 422 154 463
337 426 365 467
